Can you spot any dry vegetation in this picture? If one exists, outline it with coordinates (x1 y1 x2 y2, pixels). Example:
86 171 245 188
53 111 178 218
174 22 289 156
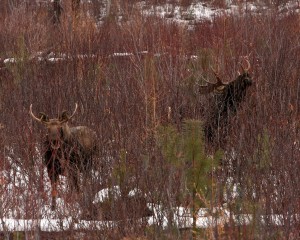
0 0 300 239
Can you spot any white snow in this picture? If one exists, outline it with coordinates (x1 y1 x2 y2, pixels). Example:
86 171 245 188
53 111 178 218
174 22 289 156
93 185 147 204
3 58 17 64
128 187 144 197
0 210 288 231
0 157 293 232
110 52 134 57
93 185 121 204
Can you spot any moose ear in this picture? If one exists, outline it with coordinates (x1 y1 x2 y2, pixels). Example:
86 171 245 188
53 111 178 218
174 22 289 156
59 110 69 122
39 112 49 122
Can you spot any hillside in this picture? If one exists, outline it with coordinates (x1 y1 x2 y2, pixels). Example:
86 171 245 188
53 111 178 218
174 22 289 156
0 0 300 239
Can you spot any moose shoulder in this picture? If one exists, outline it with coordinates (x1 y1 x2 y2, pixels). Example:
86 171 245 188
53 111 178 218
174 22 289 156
30 103 97 210
200 60 253 145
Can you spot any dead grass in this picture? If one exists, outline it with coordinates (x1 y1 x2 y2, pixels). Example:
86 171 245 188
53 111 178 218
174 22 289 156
0 1 300 239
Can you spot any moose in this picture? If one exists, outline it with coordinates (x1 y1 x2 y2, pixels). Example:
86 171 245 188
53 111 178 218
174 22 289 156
200 59 253 146
30 103 97 210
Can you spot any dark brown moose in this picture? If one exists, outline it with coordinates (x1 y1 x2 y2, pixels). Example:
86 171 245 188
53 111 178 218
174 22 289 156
200 59 253 146
30 103 97 210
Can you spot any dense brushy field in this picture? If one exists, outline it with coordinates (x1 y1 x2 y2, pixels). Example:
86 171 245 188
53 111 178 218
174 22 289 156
1 0 300 239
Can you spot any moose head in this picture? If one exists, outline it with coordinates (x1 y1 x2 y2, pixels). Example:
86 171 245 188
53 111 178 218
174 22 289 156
30 104 78 147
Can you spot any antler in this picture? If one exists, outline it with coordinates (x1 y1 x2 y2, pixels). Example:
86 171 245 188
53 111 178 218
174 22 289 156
59 103 78 123
239 58 251 73
68 103 78 119
30 104 44 123
199 67 227 94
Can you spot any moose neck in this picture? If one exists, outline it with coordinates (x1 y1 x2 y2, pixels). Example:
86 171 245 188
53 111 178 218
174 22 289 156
61 123 72 140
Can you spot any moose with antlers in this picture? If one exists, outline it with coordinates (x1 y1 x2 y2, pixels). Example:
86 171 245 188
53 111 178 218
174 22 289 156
30 103 97 210
200 59 253 146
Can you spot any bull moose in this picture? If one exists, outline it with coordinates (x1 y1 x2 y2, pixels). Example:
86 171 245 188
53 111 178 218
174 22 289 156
30 103 97 210
200 59 253 145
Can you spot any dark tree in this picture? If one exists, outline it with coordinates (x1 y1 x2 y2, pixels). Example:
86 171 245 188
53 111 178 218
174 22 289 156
52 0 63 24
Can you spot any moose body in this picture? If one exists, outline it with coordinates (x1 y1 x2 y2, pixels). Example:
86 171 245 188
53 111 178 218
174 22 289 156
200 60 253 145
30 104 97 210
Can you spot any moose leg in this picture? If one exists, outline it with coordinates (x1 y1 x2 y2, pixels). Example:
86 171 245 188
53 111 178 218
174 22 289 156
49 171 59 211
51 182 58 211
68 165 80 193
